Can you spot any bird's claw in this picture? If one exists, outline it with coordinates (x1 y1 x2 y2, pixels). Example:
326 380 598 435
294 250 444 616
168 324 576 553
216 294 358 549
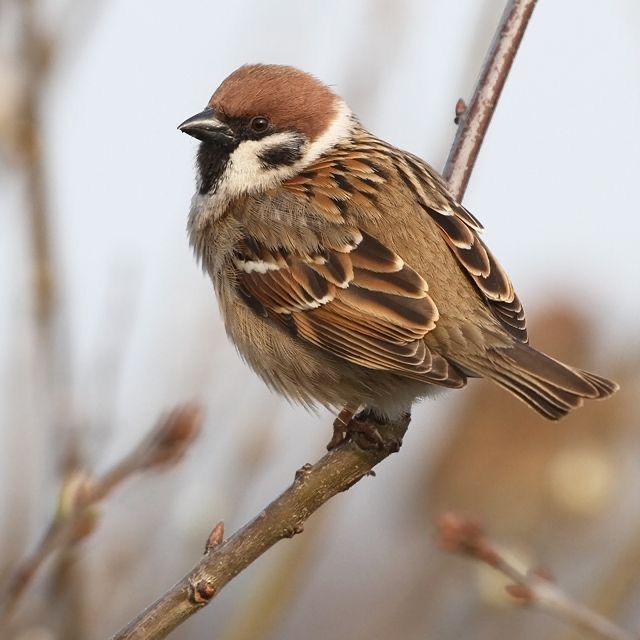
327 409 405 452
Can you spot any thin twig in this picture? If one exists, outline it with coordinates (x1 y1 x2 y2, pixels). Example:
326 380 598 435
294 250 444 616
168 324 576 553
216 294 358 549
443 0 537 200
0 404 202 624
438 514 635 640
109 2 537 637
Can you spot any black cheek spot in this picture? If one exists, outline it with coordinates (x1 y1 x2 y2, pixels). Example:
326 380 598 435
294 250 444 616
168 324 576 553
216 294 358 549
259 144 304 168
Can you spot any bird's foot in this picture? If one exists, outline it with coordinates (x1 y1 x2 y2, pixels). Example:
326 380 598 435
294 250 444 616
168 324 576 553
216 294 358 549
327 406 356 450
327 409 408 452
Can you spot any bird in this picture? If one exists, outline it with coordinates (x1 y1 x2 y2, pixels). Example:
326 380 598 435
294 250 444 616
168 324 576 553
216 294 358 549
178 63 618 446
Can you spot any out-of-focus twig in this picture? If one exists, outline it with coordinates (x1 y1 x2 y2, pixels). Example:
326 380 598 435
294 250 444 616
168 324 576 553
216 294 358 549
559 514 640 640
18 0 55 338
0 404 203 624
438 513 635 640
108 1 536 637
443 0 537 200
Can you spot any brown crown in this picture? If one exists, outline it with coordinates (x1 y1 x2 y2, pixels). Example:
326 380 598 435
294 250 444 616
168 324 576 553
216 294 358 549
209 64 339 142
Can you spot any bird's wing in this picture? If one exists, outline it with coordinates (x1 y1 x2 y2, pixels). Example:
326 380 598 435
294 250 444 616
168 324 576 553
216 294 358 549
396 151 528 342
233 212 463 386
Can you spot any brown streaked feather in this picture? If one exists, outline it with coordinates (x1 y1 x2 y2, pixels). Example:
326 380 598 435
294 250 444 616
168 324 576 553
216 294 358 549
348 232 403 272
352 266 426 298
456 205 485 232
309 251 353 287
295 312 430 374
243 270 322 313
389 149 529 342
329 300 427 343
427 209 476 249
314 302 413 345
426 354 467 387
302 311 429 365
233 224 452 382
339 286 438 332
484 367 575 420
282 135 528 342
289 261 333 301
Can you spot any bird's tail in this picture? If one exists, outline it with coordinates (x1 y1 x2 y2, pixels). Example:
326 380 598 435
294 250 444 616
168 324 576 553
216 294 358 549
460 343 618 420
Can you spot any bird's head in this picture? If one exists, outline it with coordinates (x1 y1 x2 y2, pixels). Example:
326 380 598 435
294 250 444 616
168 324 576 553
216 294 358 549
179 64 355 199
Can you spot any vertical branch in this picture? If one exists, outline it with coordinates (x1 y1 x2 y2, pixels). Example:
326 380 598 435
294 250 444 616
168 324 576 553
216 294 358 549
443 0 537 201
18 0 56 341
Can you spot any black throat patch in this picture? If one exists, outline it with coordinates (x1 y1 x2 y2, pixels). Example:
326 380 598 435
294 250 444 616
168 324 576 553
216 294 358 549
196 141 237 194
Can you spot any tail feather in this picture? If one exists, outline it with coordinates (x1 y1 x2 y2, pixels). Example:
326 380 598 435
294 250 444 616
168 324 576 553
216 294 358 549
484 366 580 420
579 370 619 397
460 343 618 420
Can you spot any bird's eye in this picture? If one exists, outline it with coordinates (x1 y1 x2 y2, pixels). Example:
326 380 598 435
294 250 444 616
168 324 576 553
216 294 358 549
250 116 270 133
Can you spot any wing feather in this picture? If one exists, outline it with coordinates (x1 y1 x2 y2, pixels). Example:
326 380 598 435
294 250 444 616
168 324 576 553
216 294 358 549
399 152 528 342
233 222 448 380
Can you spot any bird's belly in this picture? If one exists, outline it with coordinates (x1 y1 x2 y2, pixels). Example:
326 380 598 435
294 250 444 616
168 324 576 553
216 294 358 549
216 278 341 406
215 280 437 418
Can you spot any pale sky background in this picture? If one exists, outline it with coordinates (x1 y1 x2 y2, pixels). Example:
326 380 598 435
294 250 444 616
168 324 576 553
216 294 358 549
2 0 639 518
0 1 639 635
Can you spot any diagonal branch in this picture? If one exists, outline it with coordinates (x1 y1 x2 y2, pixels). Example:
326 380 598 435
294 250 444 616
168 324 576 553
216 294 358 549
438 513 635 640
443 0 537 200
111 419 409 640
109 2 538 638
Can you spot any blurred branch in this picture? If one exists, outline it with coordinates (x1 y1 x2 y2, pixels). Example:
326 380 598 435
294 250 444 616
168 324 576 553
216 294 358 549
438 514 635 640
443 0 537 200
2 1 108 634
109 2 536 638
18 0 56 338
0 404 202 624
559 516 640 640
48 0 106 63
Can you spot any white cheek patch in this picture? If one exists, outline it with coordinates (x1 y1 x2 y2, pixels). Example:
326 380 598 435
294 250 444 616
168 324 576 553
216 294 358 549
219 133 303 199
197 99 355 208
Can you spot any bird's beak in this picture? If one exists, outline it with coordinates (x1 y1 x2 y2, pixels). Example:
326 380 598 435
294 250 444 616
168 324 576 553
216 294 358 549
178 108 235 145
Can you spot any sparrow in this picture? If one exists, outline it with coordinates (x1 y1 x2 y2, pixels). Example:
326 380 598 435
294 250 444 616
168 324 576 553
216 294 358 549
178 64 617 442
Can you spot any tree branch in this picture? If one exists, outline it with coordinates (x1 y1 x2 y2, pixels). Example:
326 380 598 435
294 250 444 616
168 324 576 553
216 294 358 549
443 0 537 200
111 417 409 639
438 514 635 640
109 2 537 638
